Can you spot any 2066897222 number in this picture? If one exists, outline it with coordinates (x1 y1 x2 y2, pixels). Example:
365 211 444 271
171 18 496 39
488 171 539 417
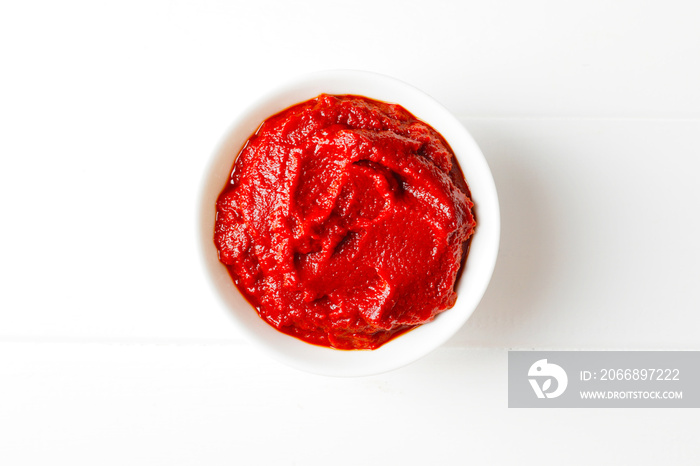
599 368 680 381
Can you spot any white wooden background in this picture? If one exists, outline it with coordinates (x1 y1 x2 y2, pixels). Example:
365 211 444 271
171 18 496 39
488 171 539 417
1 1 699 464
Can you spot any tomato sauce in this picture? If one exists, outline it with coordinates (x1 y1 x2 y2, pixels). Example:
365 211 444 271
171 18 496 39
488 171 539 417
215 94 475 349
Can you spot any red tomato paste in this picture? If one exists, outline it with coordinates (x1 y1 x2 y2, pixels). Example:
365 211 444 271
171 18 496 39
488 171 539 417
214 94 475 349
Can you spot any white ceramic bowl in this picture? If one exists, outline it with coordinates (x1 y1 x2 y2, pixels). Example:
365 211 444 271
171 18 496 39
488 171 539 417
199 70 500 376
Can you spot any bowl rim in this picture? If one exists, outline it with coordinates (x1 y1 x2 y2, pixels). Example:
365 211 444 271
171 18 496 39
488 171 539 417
198 69 500 377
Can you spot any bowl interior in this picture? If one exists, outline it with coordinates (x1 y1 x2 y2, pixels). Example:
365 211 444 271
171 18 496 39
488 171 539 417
199 70 500 376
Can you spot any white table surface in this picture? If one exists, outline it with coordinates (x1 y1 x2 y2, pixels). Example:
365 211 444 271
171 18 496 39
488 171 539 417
1 1 699 464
